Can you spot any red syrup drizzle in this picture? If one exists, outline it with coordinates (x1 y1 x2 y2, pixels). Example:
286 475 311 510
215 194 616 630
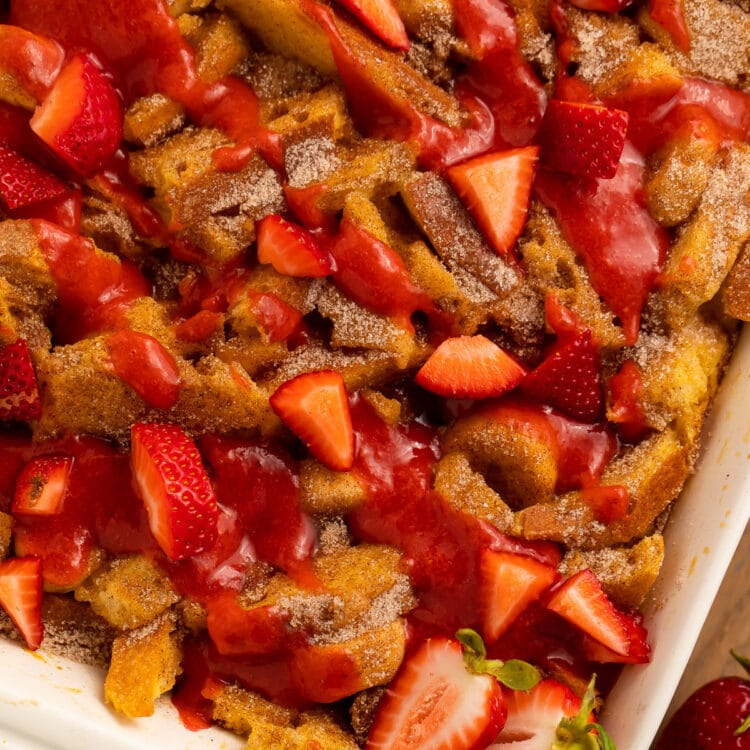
31 219 150 342
308 0 544 170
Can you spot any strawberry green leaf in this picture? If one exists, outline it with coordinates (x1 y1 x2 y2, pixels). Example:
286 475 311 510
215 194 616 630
456 628 541 691
735 714 750 736
552 676 616 750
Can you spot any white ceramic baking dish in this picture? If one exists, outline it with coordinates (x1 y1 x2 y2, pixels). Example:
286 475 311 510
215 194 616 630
1 330 749 750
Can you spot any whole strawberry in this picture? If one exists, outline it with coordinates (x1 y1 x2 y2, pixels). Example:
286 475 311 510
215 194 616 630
657 651 750 749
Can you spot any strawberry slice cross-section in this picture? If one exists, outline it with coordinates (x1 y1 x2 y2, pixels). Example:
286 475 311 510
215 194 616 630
333 0 410 50
31 53 123 176
546 569 633 657
13 454 73 516
446 146 539 257
416 335 528 400
0 556 44 650
130 422 219 561
256 214 332 278
366 630 541 750
270 370 354 471
538 100 629 180
0 338 41 421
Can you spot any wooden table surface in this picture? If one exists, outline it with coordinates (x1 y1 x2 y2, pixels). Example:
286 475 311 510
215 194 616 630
660 519 750 732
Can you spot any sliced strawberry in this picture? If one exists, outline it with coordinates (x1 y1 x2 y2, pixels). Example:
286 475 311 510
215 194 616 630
31 53 122 176
568 0 633 10
12 454 73 516
415 335 527 400
0 143 68 210
333 0 409 50
174 310 223 343
105 331 181 410
607 359 650 442
0 556 44 650
130 422 219 561
0 339 41 421
246 290 305 344
490 676 617 750
521 330 603 423
256 214 332 278
538 100 629 180
447 146 539 257
479 550 559 643
270 370 354 471
545 569 630 656
648 0 691 54
581 612 651 664
490 679 584 748
366 637 507 750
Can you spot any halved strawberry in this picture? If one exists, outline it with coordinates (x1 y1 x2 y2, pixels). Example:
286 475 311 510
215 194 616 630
12 454 73 516
521 330 602 423
538 100 629 180
446 146 539 257
367 631 540 750
256 214 332 278
0 143 68 210
130 422 219 561
489 677 614 750
333 0 409 50
0 339 41 421
416 335 528 400
0 556 44 650
479 550 559 643
270 370 354 471
545 569 630 656
31 53 122 176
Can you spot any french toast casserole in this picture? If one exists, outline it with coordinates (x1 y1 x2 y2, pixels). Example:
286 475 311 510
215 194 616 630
0 0 749 746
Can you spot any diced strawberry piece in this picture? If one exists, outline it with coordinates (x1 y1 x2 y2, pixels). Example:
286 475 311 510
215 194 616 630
130 422 219 561
366 637 507 750
270 370 354 471
174 310 223 343
479 550 559 643
31 53 122 176
12 455 73 516
608 359 650 442
446 146 539 257
581 612 651 664
648 0 691 54
538 100 629 179
246 290 305 344
579 484 629 524
522 330 603 423
333 0 409 50
545 569 630 656
416 335 527 400
0 25 64 101
0 339 41 421
105 330 182 410
0 556 44 650
256 214 332 278
0 143 68 210
568 0 633 10
490 679 585 749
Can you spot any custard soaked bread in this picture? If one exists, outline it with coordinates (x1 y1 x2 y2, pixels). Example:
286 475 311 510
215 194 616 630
0 0 749 746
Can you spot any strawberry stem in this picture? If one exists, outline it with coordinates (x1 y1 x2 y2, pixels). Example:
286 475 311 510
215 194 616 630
455 628 541 691
552 676 617 750
731 649 750 677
